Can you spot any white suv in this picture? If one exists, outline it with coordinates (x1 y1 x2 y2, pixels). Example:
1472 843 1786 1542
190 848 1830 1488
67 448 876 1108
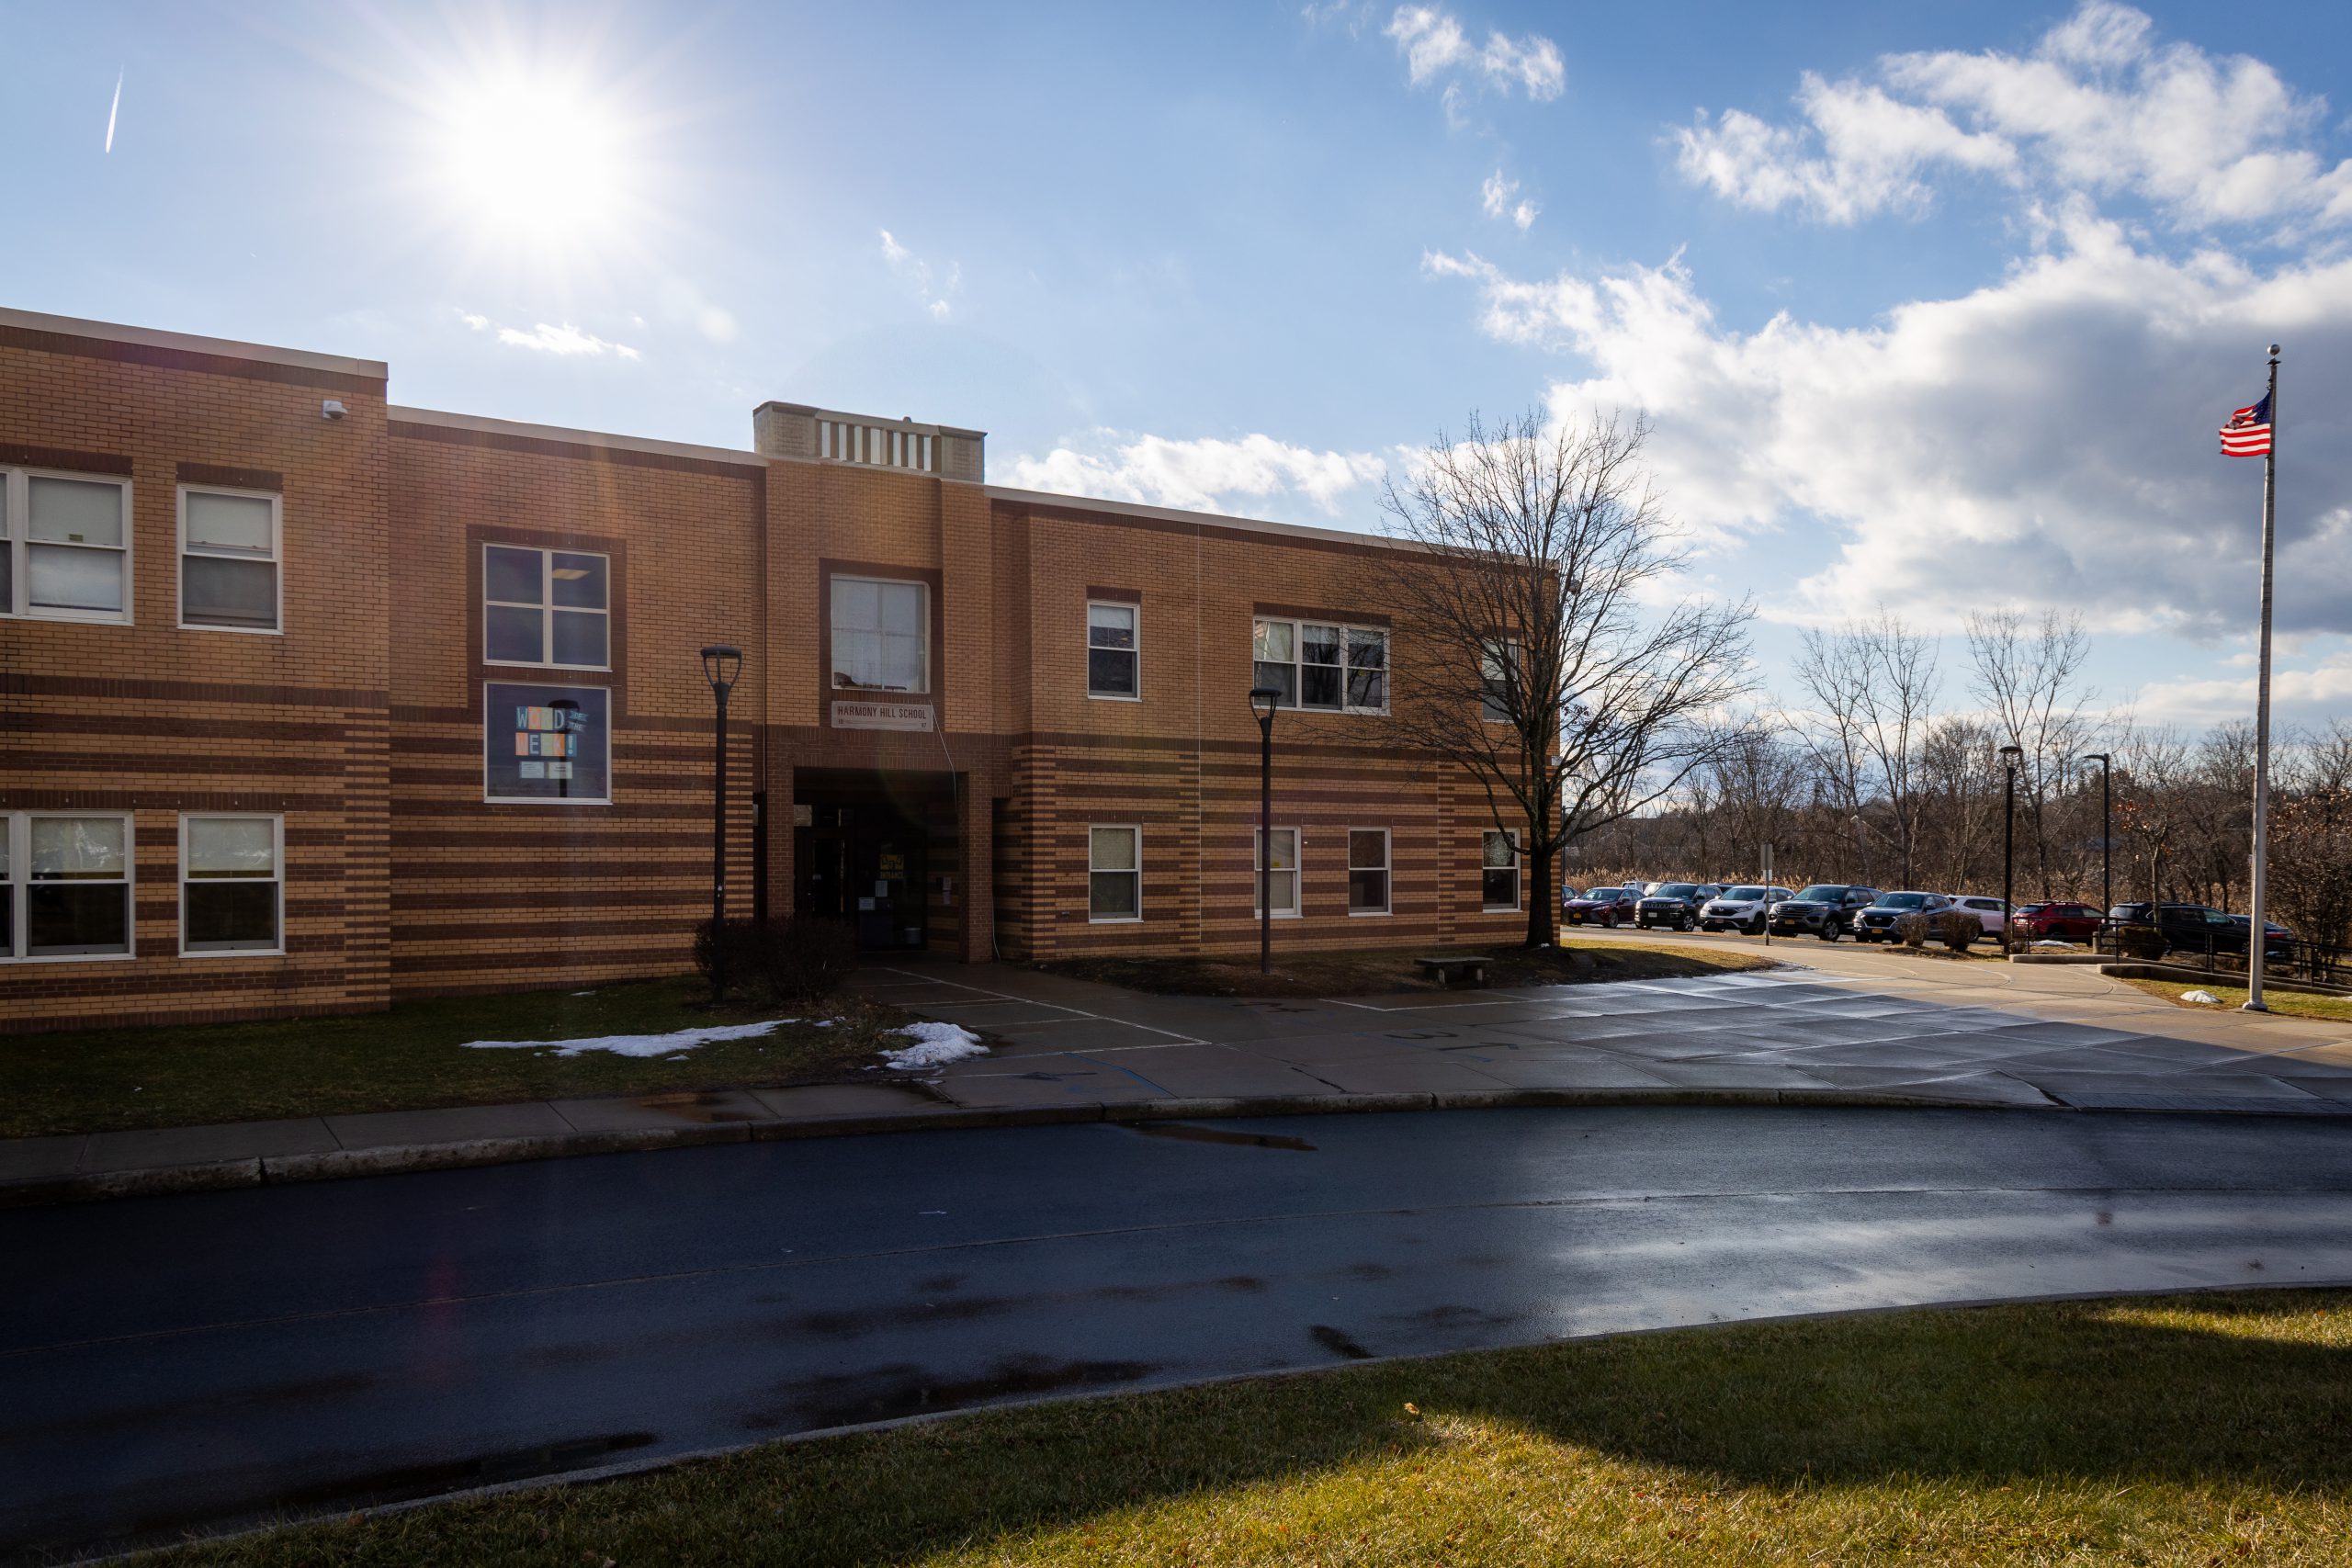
1951 896 2011 937
1700 885 1795 934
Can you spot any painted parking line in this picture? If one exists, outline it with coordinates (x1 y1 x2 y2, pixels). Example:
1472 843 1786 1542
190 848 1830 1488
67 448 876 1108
863 966 1209 1043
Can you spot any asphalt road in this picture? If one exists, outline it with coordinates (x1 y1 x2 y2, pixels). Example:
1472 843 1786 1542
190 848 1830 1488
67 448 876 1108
9 1106 2352 1560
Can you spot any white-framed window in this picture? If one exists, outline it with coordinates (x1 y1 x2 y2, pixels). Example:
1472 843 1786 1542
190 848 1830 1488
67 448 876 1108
831 576 929 692
1 468 132 622
483 544 610 669
1480 638 1521 724
180 815 283 954
178 485 281 632
1253 827 1299 917
1482 829 1521 911
1089 825 1141 922
1 812 135 959
1347 828 1391 915
1251 618 1387 713
484 682 612 805
1087 601 1139 699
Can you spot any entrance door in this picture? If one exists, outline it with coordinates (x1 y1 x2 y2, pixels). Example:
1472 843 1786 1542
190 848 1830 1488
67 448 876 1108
795 799 928 949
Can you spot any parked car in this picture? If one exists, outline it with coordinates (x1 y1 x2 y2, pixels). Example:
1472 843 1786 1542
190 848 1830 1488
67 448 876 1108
1851 890 1952 942
1699 885 1795 934
1635 882 1723 931
1767 885 1881 941
1946 895 2011 938
1563 886 1639 927
1557 886 1583 906
2108 903 2290 960
2013 901 2102 941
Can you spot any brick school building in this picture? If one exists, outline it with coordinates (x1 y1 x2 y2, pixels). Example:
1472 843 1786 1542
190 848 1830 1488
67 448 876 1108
0 307 1533 1030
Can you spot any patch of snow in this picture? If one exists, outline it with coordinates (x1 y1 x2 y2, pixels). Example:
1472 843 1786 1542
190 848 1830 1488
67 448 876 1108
879 1021 989 1070
2031 940 2074 950
463 1020 791 1058
2181 989 2222 1006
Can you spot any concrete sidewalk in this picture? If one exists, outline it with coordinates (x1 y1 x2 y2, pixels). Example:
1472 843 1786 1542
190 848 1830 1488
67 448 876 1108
9 946 2351 1209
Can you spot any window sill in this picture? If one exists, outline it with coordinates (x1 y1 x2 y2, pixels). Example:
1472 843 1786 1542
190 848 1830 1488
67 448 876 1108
1251 911 1303 920
1347 908 1392 918
1088 916 1144 925
7 950 136 963
485 658 615 673
1086 692 1143 703
178 621 284 637
179 945 287 959
483 796 613 807
13 609 132 626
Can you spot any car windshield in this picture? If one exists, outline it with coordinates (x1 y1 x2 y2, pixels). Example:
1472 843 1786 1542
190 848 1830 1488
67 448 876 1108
1655 884 1698 898
1880 893 1932 909
1793 886 1846 903
1722 886 1764 899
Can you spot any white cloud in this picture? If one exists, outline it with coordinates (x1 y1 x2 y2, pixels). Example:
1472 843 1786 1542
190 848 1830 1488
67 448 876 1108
1675 2 2352 231
1480 169 1538 230
1424 207 2352 640
458 310 639 360
1000 428 1388 516
1385 6 1563 101
881 228 961 321
2132 645 2352 728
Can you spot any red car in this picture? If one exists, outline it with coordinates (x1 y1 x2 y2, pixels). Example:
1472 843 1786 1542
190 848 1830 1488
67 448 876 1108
1563 886 1638 927
2013 901 2103 940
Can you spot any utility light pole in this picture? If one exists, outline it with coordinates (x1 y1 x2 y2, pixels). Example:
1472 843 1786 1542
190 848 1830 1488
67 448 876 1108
1999 744 2023 945
701 645 743 1003
1250 686 1281 975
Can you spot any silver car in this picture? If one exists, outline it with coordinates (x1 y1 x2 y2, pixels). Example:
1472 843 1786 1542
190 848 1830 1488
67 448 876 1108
1699 885 1794 934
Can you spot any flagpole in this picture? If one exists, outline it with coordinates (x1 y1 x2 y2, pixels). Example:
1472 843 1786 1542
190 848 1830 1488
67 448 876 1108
2245 343 2279 1013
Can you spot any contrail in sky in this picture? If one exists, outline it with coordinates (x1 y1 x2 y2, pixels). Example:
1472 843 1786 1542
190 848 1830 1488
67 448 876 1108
105 70 121 152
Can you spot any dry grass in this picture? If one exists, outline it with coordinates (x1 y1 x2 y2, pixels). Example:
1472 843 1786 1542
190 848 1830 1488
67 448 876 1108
143 1290 2352 1566
2120 976 2352 1023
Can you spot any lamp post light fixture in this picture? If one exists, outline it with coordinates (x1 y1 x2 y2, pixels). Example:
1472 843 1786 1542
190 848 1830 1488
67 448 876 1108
1250 685 1282 975
2082 752 2112 949
1998 744 2023 941
548 698 579 801
701 645 744 1002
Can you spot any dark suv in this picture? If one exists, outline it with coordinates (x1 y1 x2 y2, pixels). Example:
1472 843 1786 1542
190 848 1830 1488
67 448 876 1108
1851 891 1952 943
1634 882 1722 931
1768 884 1881 942
2109 903 2291 961
1562 886 1639 927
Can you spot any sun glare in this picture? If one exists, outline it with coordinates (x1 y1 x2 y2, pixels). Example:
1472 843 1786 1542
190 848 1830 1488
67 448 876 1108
431 68 637 256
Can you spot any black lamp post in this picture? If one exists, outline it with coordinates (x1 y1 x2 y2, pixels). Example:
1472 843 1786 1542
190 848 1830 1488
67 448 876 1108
548 699 579 801
1250 685 1282 975
701 645 744 1001
2082 751 2111 946
1998 744 2023 942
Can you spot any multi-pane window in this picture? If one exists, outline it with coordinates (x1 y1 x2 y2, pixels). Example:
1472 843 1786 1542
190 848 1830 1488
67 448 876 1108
1 813 134 959
182 816 282 953
1089 826 1141 921
484 682 613 805
180 487 280 630
1253 828 1299 917
830 576 928 692
1482 830 1521 910
1087 602 1139 698
1348 829 1391 915
484 545 610 668
1251 618 1387 713
1 469 131 621
1480 638 1520 724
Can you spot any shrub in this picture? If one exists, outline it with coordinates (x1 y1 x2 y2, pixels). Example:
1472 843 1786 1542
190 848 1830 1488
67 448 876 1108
2115 924 2167 962
1893 913 1932 948
692 916 860 1004
1932 909 1981 951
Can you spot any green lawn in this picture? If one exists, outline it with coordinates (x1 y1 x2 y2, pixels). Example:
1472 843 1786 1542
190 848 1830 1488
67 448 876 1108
1 978 921 1140
1040 939 1775 998
144 1291 2352 1566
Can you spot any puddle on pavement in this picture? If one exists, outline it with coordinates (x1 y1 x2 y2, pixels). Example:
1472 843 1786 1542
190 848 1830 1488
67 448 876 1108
1122 1122 1317 1152
1310 1325 1374 1359
629 1090 763 1123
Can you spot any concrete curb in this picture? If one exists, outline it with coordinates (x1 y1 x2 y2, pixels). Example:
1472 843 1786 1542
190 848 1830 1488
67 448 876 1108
14 1077 2351 1212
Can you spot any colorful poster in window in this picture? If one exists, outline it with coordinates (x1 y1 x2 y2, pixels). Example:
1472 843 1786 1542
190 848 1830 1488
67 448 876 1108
485 682 610 802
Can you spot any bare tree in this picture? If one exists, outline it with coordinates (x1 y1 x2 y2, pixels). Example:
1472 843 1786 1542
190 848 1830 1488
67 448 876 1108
1792 610 1941 887
1371 411 1756 946
1967 608 2095 899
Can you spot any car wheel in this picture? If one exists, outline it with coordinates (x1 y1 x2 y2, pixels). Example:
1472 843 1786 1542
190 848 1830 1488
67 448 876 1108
1819 925 1839 942
1747 916 1765 935
1679 914 1695 932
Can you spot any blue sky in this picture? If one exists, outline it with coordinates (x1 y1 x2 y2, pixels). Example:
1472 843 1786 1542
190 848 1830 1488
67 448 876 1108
10 0 2352 731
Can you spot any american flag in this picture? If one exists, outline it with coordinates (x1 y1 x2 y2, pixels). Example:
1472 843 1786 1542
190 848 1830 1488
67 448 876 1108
2220 390 2272 457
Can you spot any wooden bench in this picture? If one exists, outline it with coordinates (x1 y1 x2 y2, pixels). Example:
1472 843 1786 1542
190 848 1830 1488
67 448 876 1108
1415 954 1489 987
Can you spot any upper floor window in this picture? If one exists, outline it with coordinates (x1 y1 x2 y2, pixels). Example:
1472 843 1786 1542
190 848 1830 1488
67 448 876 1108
484 545 609 669
1251 618 1387 713
2 813 134 959
1087 602 1138 699
1 469 131 623
1480 638 1520 724
180 487 280 632
831 576 928 692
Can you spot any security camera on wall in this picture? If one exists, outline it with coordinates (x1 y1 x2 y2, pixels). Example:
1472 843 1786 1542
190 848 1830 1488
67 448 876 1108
322 399 347 421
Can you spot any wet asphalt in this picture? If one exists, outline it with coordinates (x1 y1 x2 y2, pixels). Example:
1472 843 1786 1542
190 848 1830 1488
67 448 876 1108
8 1105 2352 1559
